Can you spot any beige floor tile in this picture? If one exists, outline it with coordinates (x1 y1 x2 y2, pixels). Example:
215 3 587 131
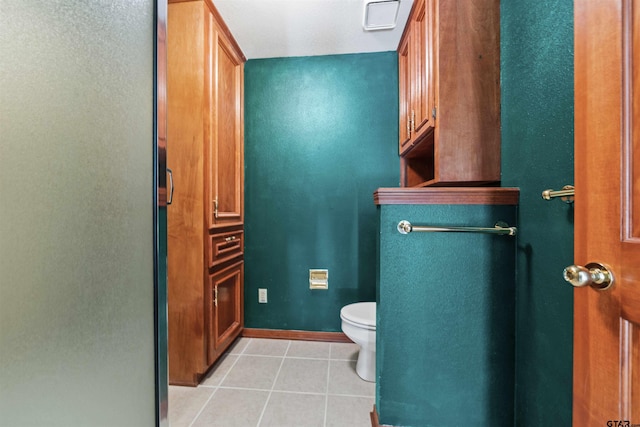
273 358 329 393
325 395 375 427
191 388 269 427
168 340 377 426
328 360 375 397
244 338 290 356
259 392 325 427
329 342 359 360
200 354 238 386
285 340 331 359
226 337 251 355
168 385 215 427
220 355 283 390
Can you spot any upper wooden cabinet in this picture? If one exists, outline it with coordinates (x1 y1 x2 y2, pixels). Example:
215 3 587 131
167 0 245 386
398 0 501 187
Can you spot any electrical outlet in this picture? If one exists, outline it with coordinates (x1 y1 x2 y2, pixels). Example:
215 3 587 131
258 288 267 303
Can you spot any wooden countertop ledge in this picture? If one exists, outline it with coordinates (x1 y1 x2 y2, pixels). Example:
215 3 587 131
374 187 520 205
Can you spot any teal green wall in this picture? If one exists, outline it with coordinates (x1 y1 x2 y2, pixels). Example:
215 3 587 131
244 52 399 331
501 1 574 425
243 4 575 421
377 204 517 427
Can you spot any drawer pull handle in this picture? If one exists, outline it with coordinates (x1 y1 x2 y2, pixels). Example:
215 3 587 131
225 236 237 242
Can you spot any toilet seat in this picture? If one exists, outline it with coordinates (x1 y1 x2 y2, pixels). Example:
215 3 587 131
340 302 376 330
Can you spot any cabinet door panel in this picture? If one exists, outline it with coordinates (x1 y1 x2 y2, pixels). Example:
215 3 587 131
412 0 433 135
208 260 243 365
399 35 412 153
398 0 434 156
209 28 244 229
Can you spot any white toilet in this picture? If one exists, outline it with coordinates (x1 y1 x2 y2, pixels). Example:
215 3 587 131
340 302 376 382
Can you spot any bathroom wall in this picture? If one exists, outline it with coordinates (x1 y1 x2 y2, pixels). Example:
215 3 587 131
501 1 575 425
376 202 517 426
243 52 399 331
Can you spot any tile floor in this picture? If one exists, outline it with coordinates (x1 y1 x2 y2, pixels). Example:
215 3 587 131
168 337 375 427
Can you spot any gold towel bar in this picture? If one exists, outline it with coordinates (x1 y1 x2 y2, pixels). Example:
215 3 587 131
397 220 517 236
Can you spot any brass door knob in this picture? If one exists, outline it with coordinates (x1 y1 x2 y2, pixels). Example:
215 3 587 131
563 262 614 290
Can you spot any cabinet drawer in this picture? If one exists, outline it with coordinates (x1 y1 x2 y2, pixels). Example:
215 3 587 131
208 230 243 268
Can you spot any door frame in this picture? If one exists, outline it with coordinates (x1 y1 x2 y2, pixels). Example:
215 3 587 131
155 0 169 425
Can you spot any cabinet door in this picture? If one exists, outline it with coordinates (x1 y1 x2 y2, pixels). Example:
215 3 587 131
411 0 434 136
398 0 434 156
208 260 243 365
208 17 244 230
398 34 412 153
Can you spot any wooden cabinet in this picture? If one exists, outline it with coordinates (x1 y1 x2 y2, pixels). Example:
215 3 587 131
167 0 245 386
398 0 500 187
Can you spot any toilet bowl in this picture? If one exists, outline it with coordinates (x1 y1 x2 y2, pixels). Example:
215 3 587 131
340 302 376 382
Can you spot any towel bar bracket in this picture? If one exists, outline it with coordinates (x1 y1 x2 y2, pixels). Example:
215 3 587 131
542 185 574 203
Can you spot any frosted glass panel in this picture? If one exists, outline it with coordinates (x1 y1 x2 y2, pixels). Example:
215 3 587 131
0 1 157 425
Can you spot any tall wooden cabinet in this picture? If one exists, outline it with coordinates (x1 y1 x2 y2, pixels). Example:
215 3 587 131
167 0 245 386
398 0 501 187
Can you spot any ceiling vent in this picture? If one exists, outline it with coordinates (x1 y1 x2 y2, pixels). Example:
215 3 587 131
363 0 400 31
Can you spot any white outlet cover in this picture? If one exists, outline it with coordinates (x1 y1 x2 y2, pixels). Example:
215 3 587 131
258 288 267 303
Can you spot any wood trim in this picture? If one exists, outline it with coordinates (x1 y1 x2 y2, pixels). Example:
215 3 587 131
370 405 396 427
397 0 421 51
170 379 200 387
205 0 246 62
623 0 640 243
168 0 246 62
242 328 352 343
374 187 520 205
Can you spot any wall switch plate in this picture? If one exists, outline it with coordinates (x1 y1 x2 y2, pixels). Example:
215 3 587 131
309 269 328 290
258 288 267 303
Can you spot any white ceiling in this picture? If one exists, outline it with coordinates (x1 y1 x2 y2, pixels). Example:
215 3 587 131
213 0 413 59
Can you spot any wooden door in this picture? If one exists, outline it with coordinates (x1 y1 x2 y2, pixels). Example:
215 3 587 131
573 0 640 425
